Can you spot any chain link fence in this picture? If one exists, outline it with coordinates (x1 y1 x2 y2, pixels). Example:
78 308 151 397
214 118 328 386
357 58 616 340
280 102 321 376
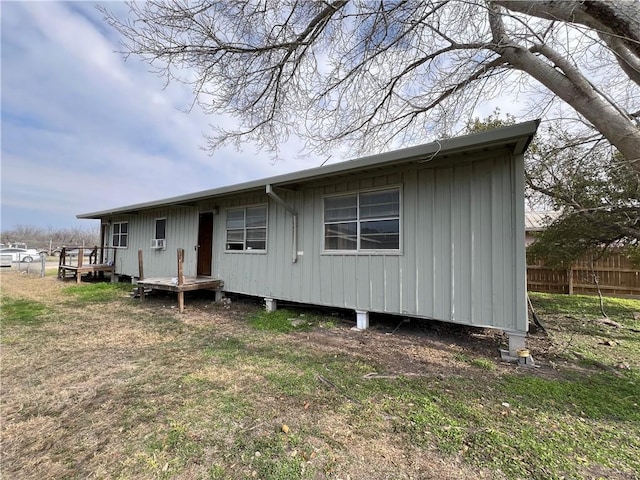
1 253 49 277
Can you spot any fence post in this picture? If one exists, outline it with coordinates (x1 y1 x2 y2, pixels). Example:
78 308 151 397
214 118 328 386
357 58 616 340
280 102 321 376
568 264 574 295
40 253 46 278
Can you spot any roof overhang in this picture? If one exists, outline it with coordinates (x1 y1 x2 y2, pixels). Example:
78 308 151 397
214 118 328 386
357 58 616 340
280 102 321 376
78 120 539 219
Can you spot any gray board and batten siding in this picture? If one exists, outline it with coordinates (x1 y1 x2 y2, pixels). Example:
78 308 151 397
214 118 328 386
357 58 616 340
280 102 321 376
79 121 539 336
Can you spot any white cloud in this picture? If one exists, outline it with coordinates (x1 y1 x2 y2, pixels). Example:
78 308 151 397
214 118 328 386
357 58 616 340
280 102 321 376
24 2 131 85
1 1 316 230
7 1 535 232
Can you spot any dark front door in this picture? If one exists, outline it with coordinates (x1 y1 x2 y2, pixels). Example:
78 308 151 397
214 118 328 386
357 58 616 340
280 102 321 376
197 212 213 276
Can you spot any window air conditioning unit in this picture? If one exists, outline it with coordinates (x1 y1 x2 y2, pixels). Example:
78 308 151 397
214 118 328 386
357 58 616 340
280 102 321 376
151 239 166 250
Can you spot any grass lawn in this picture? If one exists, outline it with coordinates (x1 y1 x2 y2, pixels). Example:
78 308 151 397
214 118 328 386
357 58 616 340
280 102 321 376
1 271 639 480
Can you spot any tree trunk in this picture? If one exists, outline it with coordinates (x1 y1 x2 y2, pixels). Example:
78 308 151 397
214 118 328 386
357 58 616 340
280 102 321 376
489 1 640 174
507 49 640 173
590 260 607 318
494 1 640 63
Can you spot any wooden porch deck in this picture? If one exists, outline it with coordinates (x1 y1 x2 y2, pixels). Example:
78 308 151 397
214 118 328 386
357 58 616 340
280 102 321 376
58 264 116 283
137 276 224 313
58 246 115 283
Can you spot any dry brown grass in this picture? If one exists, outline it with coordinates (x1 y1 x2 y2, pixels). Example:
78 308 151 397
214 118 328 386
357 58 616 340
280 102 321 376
1 271 493 479
2 270 638 480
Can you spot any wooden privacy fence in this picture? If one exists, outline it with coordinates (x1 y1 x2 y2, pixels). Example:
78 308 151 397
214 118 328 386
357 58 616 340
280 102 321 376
527 253 640 297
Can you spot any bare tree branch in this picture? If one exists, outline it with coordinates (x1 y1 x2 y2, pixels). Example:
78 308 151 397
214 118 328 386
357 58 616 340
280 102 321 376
99 0 640 170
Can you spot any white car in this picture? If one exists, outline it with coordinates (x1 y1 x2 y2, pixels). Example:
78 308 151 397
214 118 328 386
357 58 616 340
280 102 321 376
0 247 41 263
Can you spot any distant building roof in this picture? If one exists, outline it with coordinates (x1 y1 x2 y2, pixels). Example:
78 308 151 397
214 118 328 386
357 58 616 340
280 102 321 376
525 211 559 231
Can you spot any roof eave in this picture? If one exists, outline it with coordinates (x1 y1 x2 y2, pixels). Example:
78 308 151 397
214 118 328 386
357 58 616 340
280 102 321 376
77 120 539 219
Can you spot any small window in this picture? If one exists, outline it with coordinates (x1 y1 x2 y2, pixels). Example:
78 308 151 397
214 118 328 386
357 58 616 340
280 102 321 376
226 206 267 251
112 221 128 248
324 188 400 252
155 218 167 240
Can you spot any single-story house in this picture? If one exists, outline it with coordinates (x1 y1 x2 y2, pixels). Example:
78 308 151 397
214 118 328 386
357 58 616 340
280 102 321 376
78 120 539 354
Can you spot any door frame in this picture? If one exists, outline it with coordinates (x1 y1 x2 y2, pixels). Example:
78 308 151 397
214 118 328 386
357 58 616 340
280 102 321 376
197 212 214 276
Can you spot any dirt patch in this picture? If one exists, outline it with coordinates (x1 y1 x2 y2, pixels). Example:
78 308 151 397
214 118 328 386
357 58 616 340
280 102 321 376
0 270 555 376
180 290 560 380
2 271 635 480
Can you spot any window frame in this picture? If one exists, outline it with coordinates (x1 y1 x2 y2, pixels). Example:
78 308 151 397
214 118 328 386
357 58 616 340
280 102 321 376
112 221 129 249
224 204 268 253
322 186 402 255
154 218 167 241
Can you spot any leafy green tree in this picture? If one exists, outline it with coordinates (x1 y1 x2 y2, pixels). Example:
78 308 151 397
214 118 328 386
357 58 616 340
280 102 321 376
526 136 640 266
466 112 640 265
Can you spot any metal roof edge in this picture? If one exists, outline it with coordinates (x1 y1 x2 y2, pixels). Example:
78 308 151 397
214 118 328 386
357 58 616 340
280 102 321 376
77 120 540 219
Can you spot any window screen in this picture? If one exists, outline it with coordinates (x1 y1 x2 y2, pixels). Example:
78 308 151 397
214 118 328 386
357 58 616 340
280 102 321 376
226 206 267 251
155 218 166 240
112 222 128 248
324 189 399 251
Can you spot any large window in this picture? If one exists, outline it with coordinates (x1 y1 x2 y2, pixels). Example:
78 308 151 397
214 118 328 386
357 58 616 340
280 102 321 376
324 188 400 251
112 221 128 248
226 205 267 251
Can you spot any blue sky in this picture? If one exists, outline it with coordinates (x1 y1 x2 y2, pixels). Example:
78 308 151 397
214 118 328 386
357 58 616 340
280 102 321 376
1 1 520 232
1 1 319 231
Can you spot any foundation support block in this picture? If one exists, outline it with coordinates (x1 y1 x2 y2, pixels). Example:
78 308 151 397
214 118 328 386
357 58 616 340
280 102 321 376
507 331 527 357
214 290 224 302
500 331 535 367
355 310 369 330
265 298 277 313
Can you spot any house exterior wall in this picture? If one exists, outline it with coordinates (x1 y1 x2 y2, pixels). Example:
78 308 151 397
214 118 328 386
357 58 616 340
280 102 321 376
103 209 200 278
103 147 527 334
